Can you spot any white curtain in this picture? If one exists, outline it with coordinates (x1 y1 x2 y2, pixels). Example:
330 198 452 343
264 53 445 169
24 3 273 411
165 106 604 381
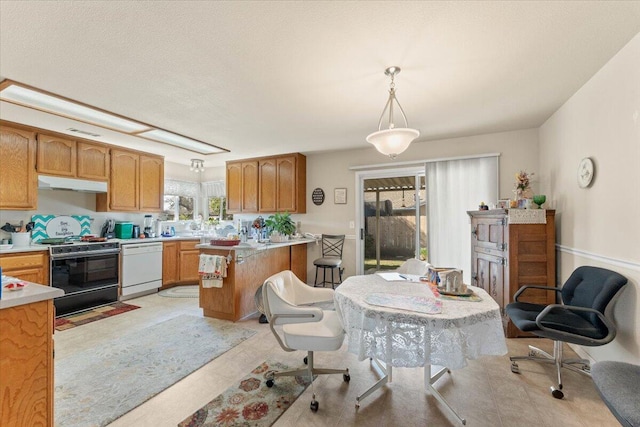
426 156 498 284
164 179 199 197
201 181 225 198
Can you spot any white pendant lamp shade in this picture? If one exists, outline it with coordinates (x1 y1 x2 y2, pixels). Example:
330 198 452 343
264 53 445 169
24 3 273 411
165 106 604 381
366 128 420 158
367 66 419 158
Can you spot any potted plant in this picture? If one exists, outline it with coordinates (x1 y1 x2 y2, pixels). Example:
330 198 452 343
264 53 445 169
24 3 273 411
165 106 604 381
265 212 295 242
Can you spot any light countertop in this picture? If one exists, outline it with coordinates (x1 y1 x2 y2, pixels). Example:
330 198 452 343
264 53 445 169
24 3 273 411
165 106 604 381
197 237 316 251
0 236 203 254
0 278 64 310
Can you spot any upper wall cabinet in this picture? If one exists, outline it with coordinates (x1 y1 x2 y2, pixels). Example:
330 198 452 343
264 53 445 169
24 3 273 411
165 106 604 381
36 133 77 177
96 148 164 213
0 124 37 210
37 134 110 181
77 141 110 181
227 153 306 214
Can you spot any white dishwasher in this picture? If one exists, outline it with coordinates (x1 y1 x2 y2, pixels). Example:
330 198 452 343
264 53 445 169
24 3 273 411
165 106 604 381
121 242 163 299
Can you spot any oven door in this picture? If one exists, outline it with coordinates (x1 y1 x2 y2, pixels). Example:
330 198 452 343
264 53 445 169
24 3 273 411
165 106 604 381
51 251 119 315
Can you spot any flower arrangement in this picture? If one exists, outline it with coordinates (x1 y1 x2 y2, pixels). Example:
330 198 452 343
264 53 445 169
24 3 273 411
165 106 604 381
515 170 533 190
514 170 534 200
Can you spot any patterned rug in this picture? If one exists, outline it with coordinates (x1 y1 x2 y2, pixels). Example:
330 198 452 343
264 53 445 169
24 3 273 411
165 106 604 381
158 285 200 298
54 302 140 331
55 314 256 427
179 360 312 427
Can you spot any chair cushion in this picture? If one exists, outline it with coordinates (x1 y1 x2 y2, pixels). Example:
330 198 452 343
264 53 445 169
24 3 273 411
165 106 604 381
283 310 344 351
592 361 640 427
313 257 342 267
505 302 607 345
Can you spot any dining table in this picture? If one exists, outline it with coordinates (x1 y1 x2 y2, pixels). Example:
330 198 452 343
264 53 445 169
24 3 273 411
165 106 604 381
334 273 507 425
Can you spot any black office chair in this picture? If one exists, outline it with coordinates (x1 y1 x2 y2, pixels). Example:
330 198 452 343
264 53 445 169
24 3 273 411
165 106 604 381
313 234 345 289
505 266 628 399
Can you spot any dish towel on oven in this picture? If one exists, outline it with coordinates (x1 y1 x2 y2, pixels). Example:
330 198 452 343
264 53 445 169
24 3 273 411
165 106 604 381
199 254 227 288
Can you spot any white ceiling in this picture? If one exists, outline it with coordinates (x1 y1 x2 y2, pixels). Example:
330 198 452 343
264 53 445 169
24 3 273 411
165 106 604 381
1 1 639 167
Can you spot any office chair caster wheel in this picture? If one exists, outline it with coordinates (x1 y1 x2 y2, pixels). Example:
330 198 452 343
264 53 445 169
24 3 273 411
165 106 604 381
304 356 308 365
266 379 274 388
510 362 520 374
551 386 564 399
310 395 319 412
343 373 350 382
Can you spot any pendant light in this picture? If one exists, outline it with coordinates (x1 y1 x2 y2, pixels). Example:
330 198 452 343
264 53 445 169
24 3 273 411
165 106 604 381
366 67 420 159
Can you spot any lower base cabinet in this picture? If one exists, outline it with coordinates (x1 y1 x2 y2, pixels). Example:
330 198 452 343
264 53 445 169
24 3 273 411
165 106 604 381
0 300 54 427
162 240 200 287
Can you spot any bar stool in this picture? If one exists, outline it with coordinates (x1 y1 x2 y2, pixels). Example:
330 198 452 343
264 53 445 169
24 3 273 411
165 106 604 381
313 234 345 289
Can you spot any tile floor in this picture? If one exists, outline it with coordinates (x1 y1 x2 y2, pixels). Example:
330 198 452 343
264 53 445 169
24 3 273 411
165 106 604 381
54 293 619 427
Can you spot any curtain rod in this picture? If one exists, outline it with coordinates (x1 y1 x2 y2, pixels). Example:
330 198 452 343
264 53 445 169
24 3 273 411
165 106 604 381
349 152 501 171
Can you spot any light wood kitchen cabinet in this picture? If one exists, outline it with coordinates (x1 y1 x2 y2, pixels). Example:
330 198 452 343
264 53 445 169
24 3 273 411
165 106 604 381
96 149 163 213
162 241 179 286
227 153 306 214
0 251 50 285
0 300 55 427
139 155 164 212
77 141 109 180
162 240 200 287
0 123 37 210
178 241 200 283
468 209 556 338
37 133 110 181
36 133 77 177
226 163 242 212
258 158 277 212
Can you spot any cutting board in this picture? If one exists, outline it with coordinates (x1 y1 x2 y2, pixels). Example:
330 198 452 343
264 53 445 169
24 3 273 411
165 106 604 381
31 215 91 242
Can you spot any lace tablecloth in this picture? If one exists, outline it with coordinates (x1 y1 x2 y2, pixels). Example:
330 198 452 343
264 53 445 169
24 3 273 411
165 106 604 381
334 275 507 370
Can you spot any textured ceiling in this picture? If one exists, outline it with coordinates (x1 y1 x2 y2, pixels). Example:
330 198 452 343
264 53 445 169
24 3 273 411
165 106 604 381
1 1 639 167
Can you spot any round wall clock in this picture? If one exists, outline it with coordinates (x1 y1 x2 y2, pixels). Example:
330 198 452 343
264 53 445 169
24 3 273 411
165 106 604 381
312 188 325 205
577 157 594 188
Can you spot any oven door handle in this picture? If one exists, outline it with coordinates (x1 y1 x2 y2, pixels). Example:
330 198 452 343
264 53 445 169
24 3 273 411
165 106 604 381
50 249 121 260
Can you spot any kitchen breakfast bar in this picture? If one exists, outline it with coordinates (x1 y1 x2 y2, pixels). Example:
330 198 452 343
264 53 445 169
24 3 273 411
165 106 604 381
196 238 315 321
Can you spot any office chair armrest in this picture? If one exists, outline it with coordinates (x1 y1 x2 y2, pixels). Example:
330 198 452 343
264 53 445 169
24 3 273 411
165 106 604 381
536 304 617 345
513 285 562 302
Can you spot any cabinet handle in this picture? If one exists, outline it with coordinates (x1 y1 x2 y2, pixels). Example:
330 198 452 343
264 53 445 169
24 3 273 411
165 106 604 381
492 275 498 297
472 274 478 283
471 227 477 238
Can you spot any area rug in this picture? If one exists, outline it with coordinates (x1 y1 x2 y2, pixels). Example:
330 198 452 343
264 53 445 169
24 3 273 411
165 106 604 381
54 302 140 331
179 360 312 427
55 314 256 427
158 285 200 298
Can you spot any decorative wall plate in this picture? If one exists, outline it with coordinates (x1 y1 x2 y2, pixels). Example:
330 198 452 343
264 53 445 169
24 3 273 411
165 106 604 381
312 188 325 205
577 157 594 188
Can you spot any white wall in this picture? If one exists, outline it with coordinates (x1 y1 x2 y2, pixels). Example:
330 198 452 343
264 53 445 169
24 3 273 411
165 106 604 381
539 33 640 364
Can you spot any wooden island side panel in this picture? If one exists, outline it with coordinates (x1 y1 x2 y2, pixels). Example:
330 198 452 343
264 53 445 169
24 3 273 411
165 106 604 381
199 246 290 321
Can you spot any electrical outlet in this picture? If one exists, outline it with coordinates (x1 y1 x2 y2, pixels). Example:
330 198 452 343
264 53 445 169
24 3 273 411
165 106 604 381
349 221 355 229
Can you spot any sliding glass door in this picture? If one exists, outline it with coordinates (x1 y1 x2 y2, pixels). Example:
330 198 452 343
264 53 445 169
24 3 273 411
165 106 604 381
356 168 426 275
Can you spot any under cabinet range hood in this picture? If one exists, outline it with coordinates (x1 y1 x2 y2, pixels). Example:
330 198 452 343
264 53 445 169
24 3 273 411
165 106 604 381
38 175 108 193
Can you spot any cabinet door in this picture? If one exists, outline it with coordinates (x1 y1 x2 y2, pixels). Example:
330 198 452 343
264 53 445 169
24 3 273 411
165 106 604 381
0 125 37 210
77 141 109 180
36 133 77 177
473 216 506 253
258 158 277 212
179 250 200 283
0 300 54 427
473 251 505 308
276 156 296 212
241 161 259 212
139 155 164 212
226 163 242 213
109 149 140 211
162 242 179 285
0 252 49 285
